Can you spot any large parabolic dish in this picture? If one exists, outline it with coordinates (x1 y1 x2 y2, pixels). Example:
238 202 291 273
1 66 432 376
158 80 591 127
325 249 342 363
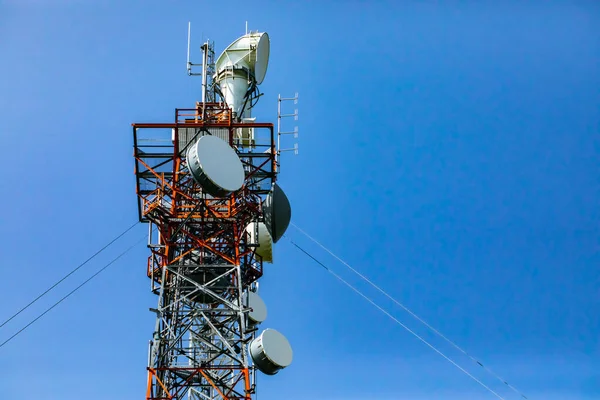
253 33 270 85
214 32 270 116
187 135 245 197
263 183 291 243
215 32 269 84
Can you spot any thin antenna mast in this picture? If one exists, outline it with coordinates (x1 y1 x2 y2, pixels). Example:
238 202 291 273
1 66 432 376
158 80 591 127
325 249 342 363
201 41 209 118
186 22 204 77
187 22 192 75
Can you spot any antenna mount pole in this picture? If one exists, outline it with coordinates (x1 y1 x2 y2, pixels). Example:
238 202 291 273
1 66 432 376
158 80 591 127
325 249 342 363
187 22 192 75
201 42 209 119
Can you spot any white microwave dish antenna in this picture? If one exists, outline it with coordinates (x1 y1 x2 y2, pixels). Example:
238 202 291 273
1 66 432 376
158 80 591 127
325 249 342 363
246 222 273 263
215 32 269 84
235 290 267 324
214 32 270 117
187 135 245 197
247 291 267 324
263 183 291 243
250 328 293 375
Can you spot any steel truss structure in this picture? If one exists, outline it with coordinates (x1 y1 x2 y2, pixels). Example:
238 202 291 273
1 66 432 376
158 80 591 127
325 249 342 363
132 103 276 400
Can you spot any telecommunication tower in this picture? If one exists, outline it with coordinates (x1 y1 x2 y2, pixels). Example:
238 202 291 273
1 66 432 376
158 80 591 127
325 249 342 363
131 29 293 400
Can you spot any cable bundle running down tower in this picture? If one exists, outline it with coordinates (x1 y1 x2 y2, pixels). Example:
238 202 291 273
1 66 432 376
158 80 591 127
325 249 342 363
132 30 293 400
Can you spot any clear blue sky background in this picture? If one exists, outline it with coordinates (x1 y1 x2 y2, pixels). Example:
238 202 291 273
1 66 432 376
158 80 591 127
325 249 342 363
1 1 598 399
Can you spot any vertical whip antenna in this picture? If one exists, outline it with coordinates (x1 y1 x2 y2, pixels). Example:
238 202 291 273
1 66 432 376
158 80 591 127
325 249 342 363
186 22 192 75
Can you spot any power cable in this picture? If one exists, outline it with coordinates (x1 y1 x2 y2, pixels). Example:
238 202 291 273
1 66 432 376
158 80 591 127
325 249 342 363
291 222 528 399
0 221 140 331
287 236 506 399
0 232 147 350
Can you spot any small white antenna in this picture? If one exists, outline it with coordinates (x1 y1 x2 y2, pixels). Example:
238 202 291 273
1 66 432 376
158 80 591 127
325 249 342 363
246 21 248 35
201 41 209 108
186 22 192 75
185 22 205 77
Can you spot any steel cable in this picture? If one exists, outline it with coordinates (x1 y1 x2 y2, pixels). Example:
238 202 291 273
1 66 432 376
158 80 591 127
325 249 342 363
287 237 506 400
0 232 147 350
0 221 139 330
291 222 528 399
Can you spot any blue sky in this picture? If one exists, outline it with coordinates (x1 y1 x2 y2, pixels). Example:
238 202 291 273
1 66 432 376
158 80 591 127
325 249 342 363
1 1 598 399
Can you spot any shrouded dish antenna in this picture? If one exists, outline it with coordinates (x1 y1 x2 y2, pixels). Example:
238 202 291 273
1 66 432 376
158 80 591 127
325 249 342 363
250 328 293 375
187 135 245 197
214 32 270 117
246 222 273 263
263 183 291 243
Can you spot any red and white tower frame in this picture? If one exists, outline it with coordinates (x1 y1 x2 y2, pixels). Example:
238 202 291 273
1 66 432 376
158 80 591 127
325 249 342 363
131 31 292 400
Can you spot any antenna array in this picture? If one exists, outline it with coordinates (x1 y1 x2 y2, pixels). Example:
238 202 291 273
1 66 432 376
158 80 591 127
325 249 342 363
277 93 299 171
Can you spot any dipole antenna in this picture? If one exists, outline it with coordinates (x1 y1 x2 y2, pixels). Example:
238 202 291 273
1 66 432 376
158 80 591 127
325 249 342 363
277 93 299 172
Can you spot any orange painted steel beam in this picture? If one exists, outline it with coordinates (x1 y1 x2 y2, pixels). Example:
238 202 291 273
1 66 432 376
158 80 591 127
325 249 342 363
132 122 274 129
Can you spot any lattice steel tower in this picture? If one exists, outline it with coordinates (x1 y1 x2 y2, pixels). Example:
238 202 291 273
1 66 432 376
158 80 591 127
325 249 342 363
131 30 293 400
